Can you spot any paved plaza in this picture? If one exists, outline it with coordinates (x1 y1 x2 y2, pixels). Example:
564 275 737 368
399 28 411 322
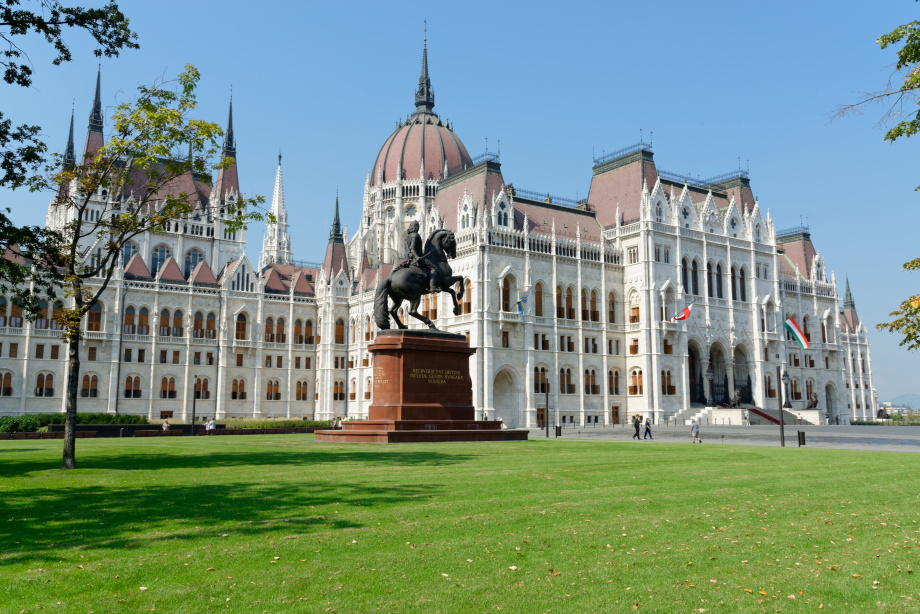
530 424 920 453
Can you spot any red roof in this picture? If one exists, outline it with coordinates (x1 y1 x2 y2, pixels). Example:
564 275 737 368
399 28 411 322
156 256 185 283
213 157 240 202
322 240 350 280
372 111 472 186
123 253 152 279
512 201 602 243
778 234 817 279
432 163 505 231
189 260 217 285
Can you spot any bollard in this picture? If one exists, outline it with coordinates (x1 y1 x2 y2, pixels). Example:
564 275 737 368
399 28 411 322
120 427 124 438
798 431 806 447
555 425 562 437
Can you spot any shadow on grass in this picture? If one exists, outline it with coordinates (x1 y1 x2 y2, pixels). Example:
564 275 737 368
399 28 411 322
0 445 480 477
2 477 444 565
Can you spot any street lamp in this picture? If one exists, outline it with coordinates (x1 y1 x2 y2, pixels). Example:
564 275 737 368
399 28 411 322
781 370 792 410
706 367 714 406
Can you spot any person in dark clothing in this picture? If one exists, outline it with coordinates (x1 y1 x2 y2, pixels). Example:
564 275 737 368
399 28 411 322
643 417 653 439
632 415 642 440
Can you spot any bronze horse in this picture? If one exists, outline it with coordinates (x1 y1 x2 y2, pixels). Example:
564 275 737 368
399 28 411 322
374 229 465 330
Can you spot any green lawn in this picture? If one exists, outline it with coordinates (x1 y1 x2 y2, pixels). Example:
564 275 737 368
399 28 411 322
0 436 917 613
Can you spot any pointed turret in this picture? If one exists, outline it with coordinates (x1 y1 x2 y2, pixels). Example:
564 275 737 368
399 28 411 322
213 94 240 202
842 275 860 332
260 153 292 267
63 109 76 170
414 30 435 113
82 66 104 159
323 193 349 282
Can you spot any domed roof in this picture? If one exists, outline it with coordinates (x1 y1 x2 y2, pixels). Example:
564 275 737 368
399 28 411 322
371 38 472 186
372 111 472 186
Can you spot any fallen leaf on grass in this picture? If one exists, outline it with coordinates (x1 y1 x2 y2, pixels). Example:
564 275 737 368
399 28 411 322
139 587 147 591
509 566 518 571
852 574 861 578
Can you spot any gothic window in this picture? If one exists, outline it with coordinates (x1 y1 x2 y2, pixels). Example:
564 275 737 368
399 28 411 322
629 369 643 395
739 268 747 302
124 376 141 398
305 319 314 343
184 248 204 278
584 369 597 395
502 278 511 312
755 224 761 242
193 311 204 338
707 262 714 297
365 315 372 341
195 377 210 400
559 368 574 395
608 370 620 395
80 374 98 398
296 380 309 401
86 303 102 332
335 318 345 344
691 260 699 295
565 287 573 319
534 283 544 317
172 310 183 336
590 290 598 321
151 245 170 276
716 264 724 298
656 204 663 223
121 242 136 266
681 258 689 292
235 313 248 340
731 266 738 301
533 367 548 393
276 318 286 342
36 300 48 329
265 379 280 401
138 307 149 335
265 317 274 342
124 306 136 334
581 289 588 320
1 372 11 396
36 373 54 397
608 292 616 324
463 280 472 314
160 376 176 399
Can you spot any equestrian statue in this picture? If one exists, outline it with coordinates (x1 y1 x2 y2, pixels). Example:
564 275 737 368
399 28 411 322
374 221 465 330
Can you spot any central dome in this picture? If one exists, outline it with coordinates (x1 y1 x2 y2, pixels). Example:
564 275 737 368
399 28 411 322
371 39 472 186
372 111 472 186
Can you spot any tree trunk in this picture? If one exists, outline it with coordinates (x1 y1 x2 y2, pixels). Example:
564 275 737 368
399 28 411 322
61 336 81 469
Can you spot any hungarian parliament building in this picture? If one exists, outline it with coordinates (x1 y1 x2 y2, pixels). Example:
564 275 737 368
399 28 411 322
0 46 877 426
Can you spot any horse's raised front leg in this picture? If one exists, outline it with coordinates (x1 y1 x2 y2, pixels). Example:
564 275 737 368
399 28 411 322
448 276 464 315
445 287 460 316
407 297 436 330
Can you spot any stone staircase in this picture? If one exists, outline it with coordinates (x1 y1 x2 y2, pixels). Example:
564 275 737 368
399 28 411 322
748 407 810 426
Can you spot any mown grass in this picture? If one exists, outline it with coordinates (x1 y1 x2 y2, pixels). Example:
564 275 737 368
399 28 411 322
0 436 917 613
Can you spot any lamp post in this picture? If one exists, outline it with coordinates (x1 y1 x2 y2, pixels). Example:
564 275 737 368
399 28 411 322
545 382 550 439
706 367 714 406
191 374 200 436
778 367 789 447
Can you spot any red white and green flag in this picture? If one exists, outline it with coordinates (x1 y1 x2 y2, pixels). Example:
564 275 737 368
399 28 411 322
783 317 810 349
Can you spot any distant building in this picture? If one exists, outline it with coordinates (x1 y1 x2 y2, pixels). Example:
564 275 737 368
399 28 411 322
0 45 876 425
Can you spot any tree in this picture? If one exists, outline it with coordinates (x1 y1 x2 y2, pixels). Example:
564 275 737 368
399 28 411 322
1 1 137 321
836 9 920 350
34 65 265 469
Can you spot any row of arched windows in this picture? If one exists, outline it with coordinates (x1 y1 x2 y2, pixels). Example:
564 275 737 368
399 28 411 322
681 258 749 302
531 367 649 397
0 299 65 330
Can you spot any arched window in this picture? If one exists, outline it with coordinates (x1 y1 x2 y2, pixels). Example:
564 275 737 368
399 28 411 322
681 258 689 293
533 366 548 393
159 377 176 399
151 245 170 276
86 303 102 332
206 312 216 338
333 380 345 401
36 300 48 329
350 378 357 401
580 289 588 321
305 319 314 343
463 279 472 314
335 318 345 345
37 373 54 397
802 316 810 342
172 310 183 337
716 264 724 298
365 315 372 341
159 308 170 336
590 290 598 321
123 306 136 334
9 299 22 328
609 370 620 395
629 369 643 395
755 224 761 242
232 378 247 400
792 378 802 401
502 277 511 312
656 204 663 223
265 317 275 342
124 375 141 398
235 313 247 340
534 283 544 317
138 307 149 335
806 379 814 401
584 369 597 394
195 377 210 400
365 377 372 400
0 296 6 326
691 260 699 295
1 372 11 396
822 321 828 343
731 266 738 301
608 292 616 323
706 262 714 298
296 380 309 401
739 268 747 302
565 287 573 319
184 248 203 278
556 285 564 318
276 317 286 343
559 368 573 394
352 318 358 342
660 370 674 395
193 311 204 338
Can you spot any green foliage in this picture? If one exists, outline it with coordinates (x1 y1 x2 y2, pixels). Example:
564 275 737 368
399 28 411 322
0 415 39 432
876 256 920 350
12 412 150 427
0 439 917 611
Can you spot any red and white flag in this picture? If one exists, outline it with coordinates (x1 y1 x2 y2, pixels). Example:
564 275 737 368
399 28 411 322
670 303 693 323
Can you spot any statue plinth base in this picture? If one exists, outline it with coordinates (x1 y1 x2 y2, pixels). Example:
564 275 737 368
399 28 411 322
316 330 528 443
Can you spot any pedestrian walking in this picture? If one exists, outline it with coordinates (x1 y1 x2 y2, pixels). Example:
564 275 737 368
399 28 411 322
643 417 653 439
690 419 701 443
632 415 642 440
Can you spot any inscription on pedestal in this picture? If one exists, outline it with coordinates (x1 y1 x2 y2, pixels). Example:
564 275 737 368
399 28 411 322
373 366 389 386
408 368 464 386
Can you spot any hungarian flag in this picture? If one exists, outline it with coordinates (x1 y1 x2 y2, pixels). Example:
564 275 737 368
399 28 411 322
670 303 693 323
783 317 810 349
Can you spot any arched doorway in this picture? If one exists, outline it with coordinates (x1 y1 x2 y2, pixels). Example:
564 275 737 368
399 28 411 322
709 344 728 405
733 346 752 404
688 344 700 404
493 369 521 427
825 383 837 424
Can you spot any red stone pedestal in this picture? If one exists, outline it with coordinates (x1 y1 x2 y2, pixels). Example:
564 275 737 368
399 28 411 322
316 330 528 443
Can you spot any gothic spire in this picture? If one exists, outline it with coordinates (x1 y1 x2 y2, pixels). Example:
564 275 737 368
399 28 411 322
329 191 343 241
260 152 292 267
222 93 237 158
82 66 105 159
89 65 103 132
63 108 76 170
414 26 435 113
843 275 855 310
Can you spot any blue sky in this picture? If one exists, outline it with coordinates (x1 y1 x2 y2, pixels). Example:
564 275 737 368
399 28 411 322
2 0 918 399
